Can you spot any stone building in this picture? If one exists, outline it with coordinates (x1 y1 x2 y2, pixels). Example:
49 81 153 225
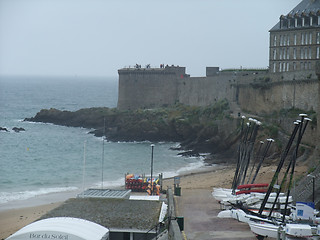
269 0 320 73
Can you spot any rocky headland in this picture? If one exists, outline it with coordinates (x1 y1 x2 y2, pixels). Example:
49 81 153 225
24 101 317 166
25 101 244 163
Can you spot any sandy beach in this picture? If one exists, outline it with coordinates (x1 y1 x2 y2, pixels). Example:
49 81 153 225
0 163 309 240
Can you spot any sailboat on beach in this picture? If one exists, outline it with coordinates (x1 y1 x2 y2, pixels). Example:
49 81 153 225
213 113 320 239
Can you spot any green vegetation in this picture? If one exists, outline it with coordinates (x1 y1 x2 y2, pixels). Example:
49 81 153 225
262 124 279 139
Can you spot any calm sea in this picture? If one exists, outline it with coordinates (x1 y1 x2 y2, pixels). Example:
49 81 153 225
0 76 204 209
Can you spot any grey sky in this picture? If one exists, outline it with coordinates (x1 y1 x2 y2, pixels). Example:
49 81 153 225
0 0 301 78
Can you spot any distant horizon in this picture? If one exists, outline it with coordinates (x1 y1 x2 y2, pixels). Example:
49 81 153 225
0 74 119 80
0 64 270 80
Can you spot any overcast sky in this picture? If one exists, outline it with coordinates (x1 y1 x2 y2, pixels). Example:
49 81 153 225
0 0 301 78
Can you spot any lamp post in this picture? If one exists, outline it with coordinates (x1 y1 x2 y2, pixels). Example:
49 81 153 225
150 144 155 195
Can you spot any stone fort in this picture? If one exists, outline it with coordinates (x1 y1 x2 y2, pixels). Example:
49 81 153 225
117 0 320 116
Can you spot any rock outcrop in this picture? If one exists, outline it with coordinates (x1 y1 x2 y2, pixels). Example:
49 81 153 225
24 101 240 160
12 127 25 133
0 127 9 132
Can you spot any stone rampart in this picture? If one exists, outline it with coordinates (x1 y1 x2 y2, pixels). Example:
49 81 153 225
117 66 318 115
117 66 187 110
237 78 318 114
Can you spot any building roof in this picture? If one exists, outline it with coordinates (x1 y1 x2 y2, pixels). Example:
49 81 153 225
6 217 109 240
270 0 320 31
39 198 162 232
78 188 131 199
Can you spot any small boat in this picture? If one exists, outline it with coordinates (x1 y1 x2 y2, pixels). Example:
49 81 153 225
248 218 279 239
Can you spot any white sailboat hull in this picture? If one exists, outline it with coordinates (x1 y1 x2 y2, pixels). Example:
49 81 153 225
249 220 279 239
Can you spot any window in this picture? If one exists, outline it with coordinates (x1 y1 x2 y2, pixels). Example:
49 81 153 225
293 48 296 59
287 35 290 45
301 48 304 59
293 62 296 70
279 62 282 72
287 48 289 59
300 62 304 70
309 47 311 59
305 47 308 59
280 48 283 60
317 47 320 59
302 33 304 45
273 35 277 46
280 35 283 46
305 33 308 44
309 32 312 44
273 63 276 73
286 62 289 71
302 18 305 27
317 32 320 44
273 49 277 60
294 34 297 45
308 62 311 70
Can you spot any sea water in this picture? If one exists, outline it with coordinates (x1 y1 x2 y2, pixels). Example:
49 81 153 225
0 76 204 209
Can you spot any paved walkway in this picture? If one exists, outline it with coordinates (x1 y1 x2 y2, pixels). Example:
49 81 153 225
175 188 257 240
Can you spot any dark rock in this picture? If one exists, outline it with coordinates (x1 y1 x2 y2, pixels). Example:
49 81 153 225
177 150 200 157
0 127 9 132
12 127 25 133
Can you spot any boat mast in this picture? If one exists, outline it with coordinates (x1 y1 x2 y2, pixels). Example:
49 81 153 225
258 120 300 215
232 116 246 193
281 115 310 222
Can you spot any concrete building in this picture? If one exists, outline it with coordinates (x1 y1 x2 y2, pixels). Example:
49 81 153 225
269 0 320 73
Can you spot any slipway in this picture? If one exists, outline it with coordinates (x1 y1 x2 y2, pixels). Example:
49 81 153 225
6 217 109 240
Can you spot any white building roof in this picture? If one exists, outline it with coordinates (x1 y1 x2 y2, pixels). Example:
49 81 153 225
6 217 109 240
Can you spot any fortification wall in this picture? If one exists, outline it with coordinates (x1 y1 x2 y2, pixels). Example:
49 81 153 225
118 67 318 115
177 70 270 106
237 78 318 114
117 67 186 110
177 75 234 106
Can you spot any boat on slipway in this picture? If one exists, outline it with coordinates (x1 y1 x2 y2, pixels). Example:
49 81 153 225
214 114 320 239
